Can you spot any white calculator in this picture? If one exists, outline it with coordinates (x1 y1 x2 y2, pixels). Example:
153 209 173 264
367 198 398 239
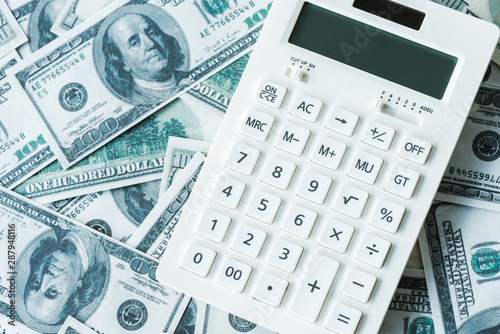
158 0 498 333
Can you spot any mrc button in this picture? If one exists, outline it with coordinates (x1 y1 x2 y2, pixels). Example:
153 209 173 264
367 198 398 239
240 109 275 142
254 80 287 108
398 135 432 165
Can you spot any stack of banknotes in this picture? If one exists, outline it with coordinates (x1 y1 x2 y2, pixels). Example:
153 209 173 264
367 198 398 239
0 0 499 333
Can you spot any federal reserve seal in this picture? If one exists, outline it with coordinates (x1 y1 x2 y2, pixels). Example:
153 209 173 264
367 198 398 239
409 316 434 334
86 219 112 237
202 0 231 15
59 82 88 112
472 131 500 162
471 247 500 277
228 314 257 332
117 299 148 331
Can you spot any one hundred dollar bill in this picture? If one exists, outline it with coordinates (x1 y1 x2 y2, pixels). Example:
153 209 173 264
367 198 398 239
57 316 98 334
436 62 500 212
0 0 27 57
13 94 222 203
127 152 204 259
379 269 435 334
0 186 189 333
195 302 276 334
11 0 269 169
50 0 116 36
47 180 160 243
407 243 424 270
0 52 55 189
174 298 197 334
186 52 250 113
419 202 500 334
11 0 68 58
159 137 211 196
433 0 500 65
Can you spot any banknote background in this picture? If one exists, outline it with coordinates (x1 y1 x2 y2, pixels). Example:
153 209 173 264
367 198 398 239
0 0 499 333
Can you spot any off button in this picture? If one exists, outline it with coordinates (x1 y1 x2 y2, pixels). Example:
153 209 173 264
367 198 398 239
398 135 432 165
254 80 287 109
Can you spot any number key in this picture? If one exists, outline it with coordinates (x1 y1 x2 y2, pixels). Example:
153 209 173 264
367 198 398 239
216 257 253 293
180 243 217 277
296 170 332 204
281 205 318 239
267 238 304 273
246 190 282 224
231 224 268 258
225 143 261 176
195 210 231 243
211 175 246 209
261 156 296 190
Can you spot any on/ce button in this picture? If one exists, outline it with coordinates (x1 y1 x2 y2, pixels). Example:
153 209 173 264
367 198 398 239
398 135 433 165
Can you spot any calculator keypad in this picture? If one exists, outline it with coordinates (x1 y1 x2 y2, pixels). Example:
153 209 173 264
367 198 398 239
240 109 275 142
211 176 246 209
261 156 297 190
195 210 231 243
318 219 355 254
340 268 377 303
326 303 363 334
254 80 287 108
369 199 406 234
275 123 311 156
347 150 383 185
246 190 282 224
384 165 420 199
231 224 268 258
225 143 261 176
310 136 347 171
296 170 332 204
282 205 318 239
361 121 396 151
398 135 432 165
267 238 304 273
325 107 359 136
252 272 289 307
180 243 217 278
216 257 253 293
333 185 369 219
354 233 391 268
184 79 434 332
290 93 323 122
289 254 340 322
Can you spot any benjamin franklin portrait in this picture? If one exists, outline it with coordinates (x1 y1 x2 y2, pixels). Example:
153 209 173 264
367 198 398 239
16 227 109 333
458 306 500 334
94 4 191 105
28 0 69 52
111 180 160 226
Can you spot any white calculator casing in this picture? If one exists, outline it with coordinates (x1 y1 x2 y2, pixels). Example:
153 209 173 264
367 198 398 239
158 0 498 333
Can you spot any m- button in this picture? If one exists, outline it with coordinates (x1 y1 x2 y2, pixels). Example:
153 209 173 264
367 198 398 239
398 135 433 165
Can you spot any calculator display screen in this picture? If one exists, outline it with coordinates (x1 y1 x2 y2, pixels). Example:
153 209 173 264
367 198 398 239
289 2 457 99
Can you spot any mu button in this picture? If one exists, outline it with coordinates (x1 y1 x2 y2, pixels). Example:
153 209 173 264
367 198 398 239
347 150 383 185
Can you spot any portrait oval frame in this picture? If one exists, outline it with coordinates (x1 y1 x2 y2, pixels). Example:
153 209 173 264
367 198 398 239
16 227 110 333
458 306 500 333
28 0 68 52
93 3 191 106
111 180 160 227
